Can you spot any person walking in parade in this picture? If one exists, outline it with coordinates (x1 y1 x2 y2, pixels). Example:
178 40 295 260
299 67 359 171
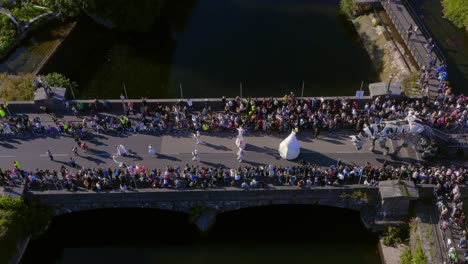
192 149 200 162
47 149 54 161
237 147 245 163
72 146 78 156
193 131 201 144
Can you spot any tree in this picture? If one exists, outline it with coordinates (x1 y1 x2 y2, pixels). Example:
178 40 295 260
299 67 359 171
44 0 86 20
42 72 78 99
441 0 468 30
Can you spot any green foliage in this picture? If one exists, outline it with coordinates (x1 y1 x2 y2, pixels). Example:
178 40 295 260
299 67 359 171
45 0 86 20
11 5 47 22
382 226 410 247
0 197 52 264
340 0 372 19
441 0 468 30
0 74 35 101
400 248 413 264
412 244 428 264
42 72 78 98
340 190 369 202
0 14 19 57
402 71 421 96
340 0 357 18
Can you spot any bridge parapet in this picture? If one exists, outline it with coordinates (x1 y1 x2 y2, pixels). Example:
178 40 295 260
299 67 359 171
28 186 380 216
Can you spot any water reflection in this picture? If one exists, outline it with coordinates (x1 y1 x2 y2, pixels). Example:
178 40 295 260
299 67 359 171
20 205 380 264
40 0 377 99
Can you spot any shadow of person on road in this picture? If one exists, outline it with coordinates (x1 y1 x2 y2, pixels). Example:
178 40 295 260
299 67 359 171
80 155 106 165
155 154 181 161
202 142 232 151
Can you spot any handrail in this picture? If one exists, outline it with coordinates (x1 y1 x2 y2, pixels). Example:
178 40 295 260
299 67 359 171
401 0 446 63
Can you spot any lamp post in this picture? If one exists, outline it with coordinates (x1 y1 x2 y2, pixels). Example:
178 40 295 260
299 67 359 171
386 74 394 94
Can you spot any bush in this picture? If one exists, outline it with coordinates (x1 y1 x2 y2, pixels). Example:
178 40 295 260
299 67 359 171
0 74 35 101
42 0 86 20
441 0 468 30
340 0 357 18
11 5 47 22
382 226 410 247
340 0 372 19
400 248 412 264
42 72 79 99
0 197 52 264
402 71 421 96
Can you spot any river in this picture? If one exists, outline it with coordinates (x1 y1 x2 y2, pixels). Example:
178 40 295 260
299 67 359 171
37 0 378 99
20 205 380 264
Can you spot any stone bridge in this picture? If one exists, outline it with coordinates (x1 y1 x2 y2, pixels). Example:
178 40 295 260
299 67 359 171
28 183 433 231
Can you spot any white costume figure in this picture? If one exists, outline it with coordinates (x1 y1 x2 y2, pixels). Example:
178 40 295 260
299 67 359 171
237 148 245 162
350 109 436 157
235 126 246 149
116 144 128 156
192 149 200 162
278 128 301 160
193 131 201 144
112 155 124 168
148 144 155 156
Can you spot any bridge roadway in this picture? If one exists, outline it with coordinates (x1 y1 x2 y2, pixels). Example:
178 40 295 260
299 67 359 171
0 113 423 171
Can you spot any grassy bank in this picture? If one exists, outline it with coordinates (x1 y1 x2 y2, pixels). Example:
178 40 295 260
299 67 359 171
352 12 412 84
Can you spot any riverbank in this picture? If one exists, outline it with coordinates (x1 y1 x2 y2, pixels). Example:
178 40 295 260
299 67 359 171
352 11 415 85
0 21 76 75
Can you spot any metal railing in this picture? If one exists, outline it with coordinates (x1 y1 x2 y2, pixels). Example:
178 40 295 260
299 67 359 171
381 0 444 69
401 0 446 63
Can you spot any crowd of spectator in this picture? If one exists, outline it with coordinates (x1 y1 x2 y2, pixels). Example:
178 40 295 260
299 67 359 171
0 160 465 192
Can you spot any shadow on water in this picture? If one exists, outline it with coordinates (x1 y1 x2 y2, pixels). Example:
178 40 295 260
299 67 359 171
21 205 380 264
39 0 379 99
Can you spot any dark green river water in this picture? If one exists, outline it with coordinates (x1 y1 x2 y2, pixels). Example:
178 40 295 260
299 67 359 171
38 0 378 99
20 205 381 264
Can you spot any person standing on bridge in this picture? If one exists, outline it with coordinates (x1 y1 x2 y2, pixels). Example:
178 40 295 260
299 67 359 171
47 149 54 161
406 25 413 41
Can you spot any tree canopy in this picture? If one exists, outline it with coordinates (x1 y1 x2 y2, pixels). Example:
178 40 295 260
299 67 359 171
441 0 468 30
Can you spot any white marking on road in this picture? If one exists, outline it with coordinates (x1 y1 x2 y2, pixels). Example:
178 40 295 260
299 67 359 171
0 155 15 158
39 154 69 157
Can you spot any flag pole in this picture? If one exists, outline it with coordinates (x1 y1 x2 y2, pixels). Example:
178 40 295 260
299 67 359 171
123 82 128 99
240 82 243 99
301 81 304 99
180 83 183 99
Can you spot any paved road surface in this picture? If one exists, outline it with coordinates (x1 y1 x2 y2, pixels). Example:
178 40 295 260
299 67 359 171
0 127 422 171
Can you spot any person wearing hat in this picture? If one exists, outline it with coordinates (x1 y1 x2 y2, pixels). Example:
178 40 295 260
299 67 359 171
193 131 201 144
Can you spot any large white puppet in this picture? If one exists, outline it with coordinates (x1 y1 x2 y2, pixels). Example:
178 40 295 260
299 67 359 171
235 126 246 149
279 128 301 160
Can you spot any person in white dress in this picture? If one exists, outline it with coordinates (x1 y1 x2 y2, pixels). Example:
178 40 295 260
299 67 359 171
192 149 200 162
148 144 156 156
193 131 201 144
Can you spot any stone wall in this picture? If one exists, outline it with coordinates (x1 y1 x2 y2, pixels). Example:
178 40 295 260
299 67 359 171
29 186 380 216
